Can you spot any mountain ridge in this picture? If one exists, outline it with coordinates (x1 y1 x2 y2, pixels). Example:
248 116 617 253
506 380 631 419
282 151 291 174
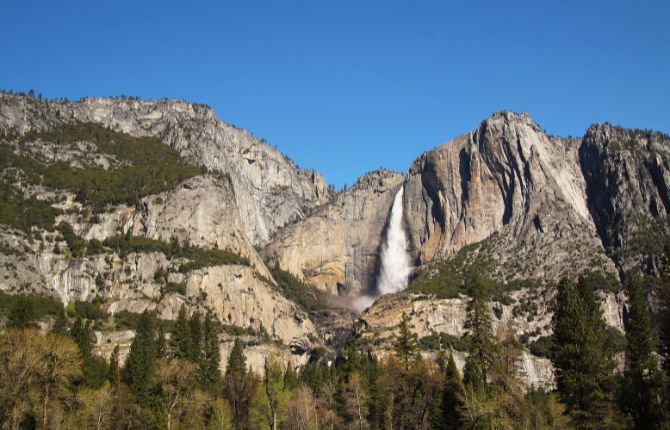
1 91 669 390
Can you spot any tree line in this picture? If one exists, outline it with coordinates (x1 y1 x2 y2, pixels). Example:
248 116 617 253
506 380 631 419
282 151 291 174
2 268 670 428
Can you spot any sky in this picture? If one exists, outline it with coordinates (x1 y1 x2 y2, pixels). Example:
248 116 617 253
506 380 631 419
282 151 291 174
1 1 669 187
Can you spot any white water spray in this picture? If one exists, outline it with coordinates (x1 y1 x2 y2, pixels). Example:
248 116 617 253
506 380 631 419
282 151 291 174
352 185 410 312
377 186 410 295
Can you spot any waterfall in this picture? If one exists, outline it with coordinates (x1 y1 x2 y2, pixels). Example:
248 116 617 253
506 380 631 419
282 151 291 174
352 185 410 312
376 186 410 295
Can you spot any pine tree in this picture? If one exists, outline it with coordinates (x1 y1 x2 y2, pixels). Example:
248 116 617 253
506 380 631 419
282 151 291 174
156 324 167 359
464 273 495 380
463 355 484 393
551 277 623 429
51 308 67 335
657 245 670 423
199 312 221 390
71 316 93 359
8 296 35 329
124 310 158 398
621 275 665 429
226 338 247 376
284 365 299 391
108 345 120 387
170 304 190 359
394 314 419 369
442 352 463 429
188 312 202 363
224 338 256 430
342 335 364 375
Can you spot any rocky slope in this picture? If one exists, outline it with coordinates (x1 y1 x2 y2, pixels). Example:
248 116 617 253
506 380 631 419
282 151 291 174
404 112 616 283
402 112 670 283
580 123 670 274
0 93 331 246
0 94 326 372
356 287 627 388
263 170 404 296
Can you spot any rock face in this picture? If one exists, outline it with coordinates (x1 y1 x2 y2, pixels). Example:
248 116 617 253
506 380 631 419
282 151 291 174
262 170 404 295
178 265 315 344
67 175 271 279
358 288 626 389
580 124 670 274
404 112 616 282
263 170 403 295
0 94 331 246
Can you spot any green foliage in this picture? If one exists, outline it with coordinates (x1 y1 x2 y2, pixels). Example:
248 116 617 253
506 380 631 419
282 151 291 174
419 331 472 352
394 314 419 369
268 265 327 312
170 305 191 359
6 295 36 329
72 300 105 320
0 291 63 322
56 221 87 257
226 338 247 376
2 121 204 212
71 317 94 358
160 282 186 296
464 273 496 378
435 352 463 429
620 274 665 429
408 242 484 299
528 335 554 359
124 311 159 398
0 176 60 232
102 234 249 269
188 312 202 362
551 277 625 429
83 356 109 389
463 354 485 393
108 345 120 387
579 271 622 293
199 312 222 391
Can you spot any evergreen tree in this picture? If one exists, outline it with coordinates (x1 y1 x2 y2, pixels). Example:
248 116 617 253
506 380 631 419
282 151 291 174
464 273 495 380
362 357 386 430
224 338 256 430
551 277 623 429
226 338 247 376
70 317 107 388
657 245 670 423
188 312 202 363
156 324 167 359
7 296 35 329
51 308 68 335
124 311 158 398
170 304 190 359
71 316 93 359
108 345 120 387
283 365 300 391
394 314 419 369
621 275 665 429
199 312 221 390
342 335 364 375
441 352 463 430
463 355 484 393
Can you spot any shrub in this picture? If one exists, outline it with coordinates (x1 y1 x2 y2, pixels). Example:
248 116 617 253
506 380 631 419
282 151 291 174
269 265 326 312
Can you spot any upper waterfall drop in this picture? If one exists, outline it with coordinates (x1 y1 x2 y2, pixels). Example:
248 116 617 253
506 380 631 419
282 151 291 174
376 185 410 295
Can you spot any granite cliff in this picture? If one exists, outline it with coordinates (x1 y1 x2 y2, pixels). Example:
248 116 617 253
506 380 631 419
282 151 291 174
0 94 330 246
1 92 669 388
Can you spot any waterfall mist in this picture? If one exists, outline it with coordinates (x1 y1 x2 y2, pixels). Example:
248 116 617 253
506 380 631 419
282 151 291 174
352 185 410 312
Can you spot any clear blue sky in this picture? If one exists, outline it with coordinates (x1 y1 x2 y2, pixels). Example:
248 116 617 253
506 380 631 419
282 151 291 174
1 1 669 187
